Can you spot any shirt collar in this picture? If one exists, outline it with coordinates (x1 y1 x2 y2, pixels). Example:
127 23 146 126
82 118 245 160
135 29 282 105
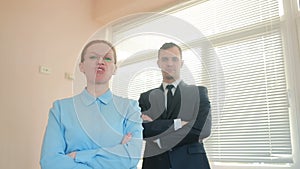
162 79 181 90
97 90 113 105
80 89 113 105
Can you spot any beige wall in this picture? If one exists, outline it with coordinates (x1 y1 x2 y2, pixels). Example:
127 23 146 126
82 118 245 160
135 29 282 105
0 0 100 168
94 0 187 24
0 0 183 168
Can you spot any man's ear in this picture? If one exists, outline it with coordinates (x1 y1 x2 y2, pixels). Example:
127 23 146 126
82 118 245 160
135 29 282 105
181 60 184 68
157 59 161 68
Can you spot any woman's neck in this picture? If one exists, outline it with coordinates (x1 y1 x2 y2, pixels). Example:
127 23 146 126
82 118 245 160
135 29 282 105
86 83 109 97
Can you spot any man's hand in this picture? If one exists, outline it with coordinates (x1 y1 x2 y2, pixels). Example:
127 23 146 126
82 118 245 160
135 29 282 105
141 114 153 122
181 120 188 126
121 133 132 144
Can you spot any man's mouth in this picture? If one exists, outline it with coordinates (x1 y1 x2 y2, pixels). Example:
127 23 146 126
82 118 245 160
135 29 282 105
164 69 174 74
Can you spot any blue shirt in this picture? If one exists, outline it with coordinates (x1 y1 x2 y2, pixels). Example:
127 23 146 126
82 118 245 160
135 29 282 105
40 89 143 169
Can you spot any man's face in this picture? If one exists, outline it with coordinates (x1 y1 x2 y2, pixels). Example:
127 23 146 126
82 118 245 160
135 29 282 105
157 46 183 83
79 42 116 85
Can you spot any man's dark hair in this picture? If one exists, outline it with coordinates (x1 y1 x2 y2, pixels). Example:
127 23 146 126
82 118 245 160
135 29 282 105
158 42 182 58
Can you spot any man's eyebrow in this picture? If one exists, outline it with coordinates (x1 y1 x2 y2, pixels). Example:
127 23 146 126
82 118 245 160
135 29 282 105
164 56 178 58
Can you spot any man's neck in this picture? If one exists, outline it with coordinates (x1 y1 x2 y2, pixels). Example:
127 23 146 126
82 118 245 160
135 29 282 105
163 78 176 84
163 77 181 84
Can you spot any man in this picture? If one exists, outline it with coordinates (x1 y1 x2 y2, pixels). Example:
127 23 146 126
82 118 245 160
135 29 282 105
139 42 211 169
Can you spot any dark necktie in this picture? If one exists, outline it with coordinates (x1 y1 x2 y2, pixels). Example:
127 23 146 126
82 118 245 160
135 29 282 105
166 84 174 111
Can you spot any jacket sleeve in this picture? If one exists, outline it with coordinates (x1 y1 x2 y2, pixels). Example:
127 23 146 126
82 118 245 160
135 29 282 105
189 86 211 136
139 91 175 139
159 86 211 149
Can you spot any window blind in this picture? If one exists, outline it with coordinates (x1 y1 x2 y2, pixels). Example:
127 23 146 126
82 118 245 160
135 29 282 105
205 30 292 163
110 0 292 165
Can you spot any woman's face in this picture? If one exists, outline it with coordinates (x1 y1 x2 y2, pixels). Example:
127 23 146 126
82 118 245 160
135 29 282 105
79 42 116 86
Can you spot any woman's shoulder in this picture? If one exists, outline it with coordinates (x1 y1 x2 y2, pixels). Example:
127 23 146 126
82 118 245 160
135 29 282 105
50 96 76 111
53 96 74 104
112 94 137 104
112 94 140 111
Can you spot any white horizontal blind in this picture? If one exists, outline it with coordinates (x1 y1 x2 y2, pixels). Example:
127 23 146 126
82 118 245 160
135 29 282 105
172 0 280 37
110 0 292 165
205 30 292 163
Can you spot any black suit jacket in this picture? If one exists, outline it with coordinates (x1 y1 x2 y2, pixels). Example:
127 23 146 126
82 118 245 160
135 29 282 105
138 81 211 169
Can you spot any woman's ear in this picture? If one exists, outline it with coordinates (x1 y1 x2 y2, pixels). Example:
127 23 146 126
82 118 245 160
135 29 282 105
113 65 117 75
79 62 85 73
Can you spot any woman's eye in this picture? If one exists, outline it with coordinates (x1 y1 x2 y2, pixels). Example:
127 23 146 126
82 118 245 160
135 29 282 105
89 56 97 60
104 57 112 62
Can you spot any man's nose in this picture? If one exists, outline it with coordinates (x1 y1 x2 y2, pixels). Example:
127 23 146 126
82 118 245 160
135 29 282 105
166 59 174 65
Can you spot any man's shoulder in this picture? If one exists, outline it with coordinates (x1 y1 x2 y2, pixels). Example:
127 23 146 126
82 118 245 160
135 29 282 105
197 85 207 90
179 83 208 96
179 82 207 90
140 87 161 96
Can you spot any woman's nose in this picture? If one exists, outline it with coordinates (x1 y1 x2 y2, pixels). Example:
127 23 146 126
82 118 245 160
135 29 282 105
97 57 105 64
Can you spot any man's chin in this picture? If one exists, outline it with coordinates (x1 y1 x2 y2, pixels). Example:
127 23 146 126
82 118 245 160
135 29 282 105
162 72 176 80
165 75 175 80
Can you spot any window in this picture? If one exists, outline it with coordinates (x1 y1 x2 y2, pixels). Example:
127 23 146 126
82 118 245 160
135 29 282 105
109 0 294 167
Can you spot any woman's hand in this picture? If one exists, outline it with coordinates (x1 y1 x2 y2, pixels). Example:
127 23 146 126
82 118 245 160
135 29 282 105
141 114 153 122
67 151 77 159
121 133 132 144
67 133 133 159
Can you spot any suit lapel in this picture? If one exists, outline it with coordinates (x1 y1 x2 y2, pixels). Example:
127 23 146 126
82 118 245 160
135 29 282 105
177 82 200 120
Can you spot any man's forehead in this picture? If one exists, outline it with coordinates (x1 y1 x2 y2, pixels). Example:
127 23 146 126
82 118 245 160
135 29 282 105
159 51 180 58
160 48 178 53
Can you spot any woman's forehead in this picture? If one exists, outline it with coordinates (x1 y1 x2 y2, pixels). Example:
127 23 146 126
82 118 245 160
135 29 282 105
85 43 114 56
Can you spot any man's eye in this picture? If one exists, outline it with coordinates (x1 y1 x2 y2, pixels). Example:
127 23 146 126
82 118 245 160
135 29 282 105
104 57 112 62
89 56 97 59
172 57 179 62
161 58 168 62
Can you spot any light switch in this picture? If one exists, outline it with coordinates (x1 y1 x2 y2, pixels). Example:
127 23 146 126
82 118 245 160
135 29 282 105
65 72 74 80
39 66 51 74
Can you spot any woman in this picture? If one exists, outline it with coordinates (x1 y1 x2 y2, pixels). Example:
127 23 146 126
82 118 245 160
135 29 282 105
40 40 143 169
